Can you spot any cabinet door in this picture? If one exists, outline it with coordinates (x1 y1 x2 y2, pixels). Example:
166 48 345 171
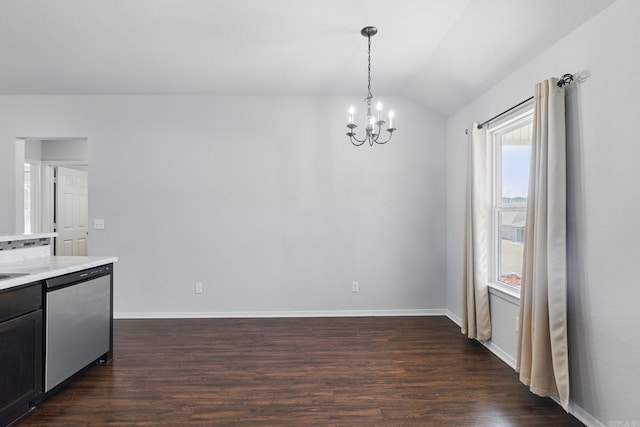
0 309 43 418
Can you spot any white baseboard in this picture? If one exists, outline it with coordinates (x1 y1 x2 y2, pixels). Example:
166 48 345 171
549 396 606 427
446 310 462 326
480 340 517 370
446 310 516 369
114 308 448 319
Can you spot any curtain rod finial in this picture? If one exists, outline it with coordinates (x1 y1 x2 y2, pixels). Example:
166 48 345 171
557 74 574 87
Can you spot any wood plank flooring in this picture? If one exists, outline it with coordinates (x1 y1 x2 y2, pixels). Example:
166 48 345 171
15 316 583 426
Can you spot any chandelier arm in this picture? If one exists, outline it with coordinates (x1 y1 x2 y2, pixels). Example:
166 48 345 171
349 134 367 146
373 130 395 145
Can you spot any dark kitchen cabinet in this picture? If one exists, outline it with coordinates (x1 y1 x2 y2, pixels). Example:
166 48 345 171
0 283 43 426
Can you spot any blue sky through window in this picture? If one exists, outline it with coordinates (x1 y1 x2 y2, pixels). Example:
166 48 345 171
502 145 530 198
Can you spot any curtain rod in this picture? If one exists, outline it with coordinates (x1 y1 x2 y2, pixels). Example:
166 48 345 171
465 73 576 135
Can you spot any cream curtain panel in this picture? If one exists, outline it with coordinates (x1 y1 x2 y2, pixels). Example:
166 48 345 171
516 78 570 410
461 124 491 341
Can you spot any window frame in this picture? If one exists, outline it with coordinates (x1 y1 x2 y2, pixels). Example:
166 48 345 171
487 108 534 298
23 161 42 234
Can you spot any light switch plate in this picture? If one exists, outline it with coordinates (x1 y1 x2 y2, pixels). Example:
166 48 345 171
93 219 105 230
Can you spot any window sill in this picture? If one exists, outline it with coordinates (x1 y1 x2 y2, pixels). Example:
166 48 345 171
488 282 520 305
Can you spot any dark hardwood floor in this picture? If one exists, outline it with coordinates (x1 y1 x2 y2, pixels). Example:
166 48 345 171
15 316 583 426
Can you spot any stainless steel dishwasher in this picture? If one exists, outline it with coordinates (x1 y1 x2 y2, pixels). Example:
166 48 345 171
44 264 112 392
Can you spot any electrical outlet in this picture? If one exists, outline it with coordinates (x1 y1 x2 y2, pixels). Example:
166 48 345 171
352 281 359 293
195 282 203 294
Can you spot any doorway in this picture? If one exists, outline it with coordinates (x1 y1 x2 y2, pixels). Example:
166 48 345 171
17 138 89 255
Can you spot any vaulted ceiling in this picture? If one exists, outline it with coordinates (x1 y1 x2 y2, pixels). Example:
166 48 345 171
0 0 617 118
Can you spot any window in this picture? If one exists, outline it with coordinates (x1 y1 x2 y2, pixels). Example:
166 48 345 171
489 111 533 289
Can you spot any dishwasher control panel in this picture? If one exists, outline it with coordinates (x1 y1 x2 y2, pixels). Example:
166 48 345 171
45 264 112 290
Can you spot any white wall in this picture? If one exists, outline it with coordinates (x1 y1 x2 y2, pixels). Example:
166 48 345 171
0 95 447 316
446 0 640 424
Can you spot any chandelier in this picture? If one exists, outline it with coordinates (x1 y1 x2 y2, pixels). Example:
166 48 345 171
346 26 396 147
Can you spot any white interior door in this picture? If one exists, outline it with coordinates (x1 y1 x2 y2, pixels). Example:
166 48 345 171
55 166 88 255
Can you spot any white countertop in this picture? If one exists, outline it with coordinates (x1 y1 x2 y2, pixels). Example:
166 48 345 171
0 256 118 291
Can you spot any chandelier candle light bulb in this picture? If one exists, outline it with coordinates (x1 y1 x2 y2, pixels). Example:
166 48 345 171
346 26 397 147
